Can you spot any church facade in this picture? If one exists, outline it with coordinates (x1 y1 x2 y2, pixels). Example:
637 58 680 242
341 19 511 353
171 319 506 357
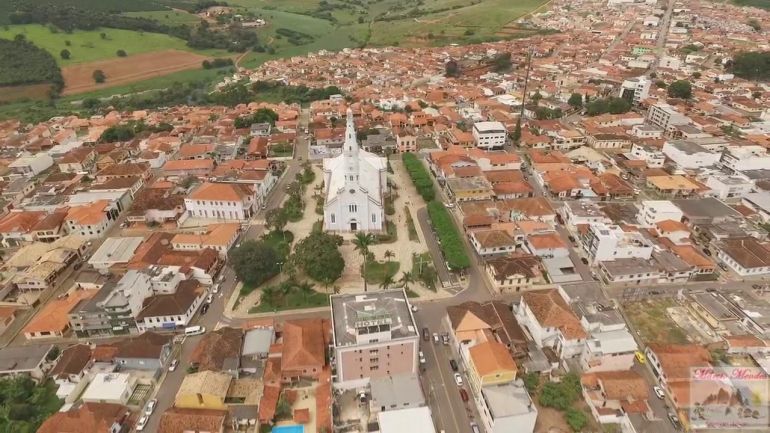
323 109 387 233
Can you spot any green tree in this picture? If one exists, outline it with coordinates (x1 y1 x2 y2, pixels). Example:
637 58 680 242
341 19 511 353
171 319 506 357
490 52 512 73
523 372 539 392
294 232 345 285
92 69 106 83
265 208 288 235
565 408 588 432
445 59 460 77
379 274 394 290
116 49 127 57
59 49 70 60
667 80 692 99
228 240 281 286
275 394 292 420
512 120 522 144
99 32 107 39
353 233 376 291
730 51 770 81
567 93 583 109
400 271 414 291
384 250 394 262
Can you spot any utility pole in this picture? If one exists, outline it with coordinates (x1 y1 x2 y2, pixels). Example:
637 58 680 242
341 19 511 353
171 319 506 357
514 46 534 145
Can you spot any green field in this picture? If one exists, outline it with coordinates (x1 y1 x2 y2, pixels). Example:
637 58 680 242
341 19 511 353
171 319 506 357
0 24 228 65
123 9 202 25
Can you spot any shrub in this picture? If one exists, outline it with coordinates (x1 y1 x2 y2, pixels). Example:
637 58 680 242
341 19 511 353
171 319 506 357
402 153 435 202
426 201 470 270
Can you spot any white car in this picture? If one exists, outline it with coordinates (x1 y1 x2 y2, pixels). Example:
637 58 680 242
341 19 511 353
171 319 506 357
654 385 665 399
144 399 157 416
136 415 148 431
206 293 214 304
212 284 220 294
168 359 178 372
410 304 418 313
419 351 426 364
454 373 463 386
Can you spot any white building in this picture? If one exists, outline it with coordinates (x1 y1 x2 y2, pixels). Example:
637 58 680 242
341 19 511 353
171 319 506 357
323 109 387 233
742 192 770 223
717 238 770 277
514 288 587 360
136 279 206 332
638 200 684 227
184 182 257 220
619 76 651 104
582 223 653 264
478 380 538 433
627 143 665 167
647 103 690 131
577 303 638 372
629 124 664 139
472 121 507 150
721 145 770 172
64 199 119 240
562 200 612 226
8 153 54 177
704 174 753 201
378 407 436 433
81 373 136 405
662 140 720 169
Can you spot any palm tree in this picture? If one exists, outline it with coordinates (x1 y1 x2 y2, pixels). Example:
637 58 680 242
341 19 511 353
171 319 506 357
384 250 394 262
296 280 315 303
400 271 415 292
260 286 278 307
353 232 376 291
379 274 395 290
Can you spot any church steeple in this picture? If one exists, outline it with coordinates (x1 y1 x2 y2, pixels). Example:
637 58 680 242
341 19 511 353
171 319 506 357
343 108 359 187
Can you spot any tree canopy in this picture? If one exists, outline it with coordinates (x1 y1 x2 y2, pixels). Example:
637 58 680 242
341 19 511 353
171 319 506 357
567 93 583 109
293 232 345 285
228 240 281 286
730 51 770 81
0 376 63 433
667 80 692 99
234 108 279 129
0 37 63 93
585 97 632 116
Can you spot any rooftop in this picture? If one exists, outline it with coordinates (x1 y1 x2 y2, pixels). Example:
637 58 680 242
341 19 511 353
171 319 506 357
88 237 144 265
481 379 536 419
331 289 417 347
370 373 425 409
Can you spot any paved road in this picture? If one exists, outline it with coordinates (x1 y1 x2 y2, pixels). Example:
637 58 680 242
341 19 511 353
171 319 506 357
650 0 676 72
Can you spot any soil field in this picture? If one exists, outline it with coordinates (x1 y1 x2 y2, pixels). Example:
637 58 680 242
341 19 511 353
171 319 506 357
0 83 53 103
61 50 211 95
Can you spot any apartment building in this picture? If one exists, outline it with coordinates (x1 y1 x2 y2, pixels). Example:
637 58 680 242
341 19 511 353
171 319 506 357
721 145 770 172
472 121 507 150
582 222 653 264
662 140 720 169
619 76 651 104
330 290 419 389
638 200 683 227
184 182 257 220
628 143 665 168
646 103 689 131
514 288 587 360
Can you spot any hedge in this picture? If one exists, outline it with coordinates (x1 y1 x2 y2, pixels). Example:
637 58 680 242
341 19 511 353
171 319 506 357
402 153 435 202
427 201 471 270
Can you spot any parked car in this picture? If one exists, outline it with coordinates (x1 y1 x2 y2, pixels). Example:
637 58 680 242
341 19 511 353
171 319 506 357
635 351 646 364
212 284 220 294
470 422 480 433
444 202 455 209
136 416 148 431
200 303 210 315
718 263 729 271
433 333 439 343
442 333 449 346
653 386 665 399
206 293 214 304
459 388 469 402
168 359 179 372
702 248 712 256
410 304 418 313
449 359 459 372
422 328 430 342
581 257 589 265
144 399 157 416
668 412 681 429
419 351 426 364
454 373 463 386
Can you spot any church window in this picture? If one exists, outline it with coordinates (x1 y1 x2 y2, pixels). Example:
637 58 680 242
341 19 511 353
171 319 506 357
331 214 335 223
349 205 358 213
372 214 376 223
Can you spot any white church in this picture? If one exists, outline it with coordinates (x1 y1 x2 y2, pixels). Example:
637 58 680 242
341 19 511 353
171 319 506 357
323 109 387 233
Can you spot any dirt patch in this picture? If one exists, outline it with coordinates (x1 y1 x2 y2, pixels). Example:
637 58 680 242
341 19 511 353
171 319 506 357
0 83 53 102
623 299 691 345
534 404 570 433
61 49 211 95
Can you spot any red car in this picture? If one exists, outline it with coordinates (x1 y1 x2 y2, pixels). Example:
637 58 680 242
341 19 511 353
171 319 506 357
459 388 469 403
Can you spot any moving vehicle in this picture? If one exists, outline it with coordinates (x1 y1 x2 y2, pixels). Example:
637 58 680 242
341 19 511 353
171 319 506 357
200 303 210 315
449 359 459 372
422 328 430 342
144 400 157 416
168 359 179 371
444 202 455 209
206 293 214 304
470 422 481 433
668 412 681 429
136 416 148 431
653 386 665 399
581 257 589 265
419 351 426 364
212 284 220 294
433 333 439 343
454 373 463 386
442 333 449 346
635 351 646 364
184 325 206 336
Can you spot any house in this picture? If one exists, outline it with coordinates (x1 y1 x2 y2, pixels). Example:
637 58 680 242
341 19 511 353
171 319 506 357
113 331 173 371
136 279 207 332
0 307 18 335
175 370 232 410
8 152 54 177
469 229 517 256
58 147 97 173
191 326 243 376
23 289 99 339
445 301 528 358
162 159 215 177
645 175 700 197
378 406 438 433
576 301 638 372
514 288 587 360
485 253 544 293
185 182 257 220
0 344 52 380
662 140 720 169
95 162 150 183
36 403 131 433
158 407 228 433
0 210 48 247
582 371 652 431
88 237 145 273
126 185 186 224
465 341 518 396
638 200 683 227
64 200 118 240
281 318 328 383
717 237 770 277
644 344 712 409
524 232 570 259
81 373 137 405
171 223 240 258
369 373 425 414
331 290 417 388
446 176 495 202
582 223 653 265
472 121 507 150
